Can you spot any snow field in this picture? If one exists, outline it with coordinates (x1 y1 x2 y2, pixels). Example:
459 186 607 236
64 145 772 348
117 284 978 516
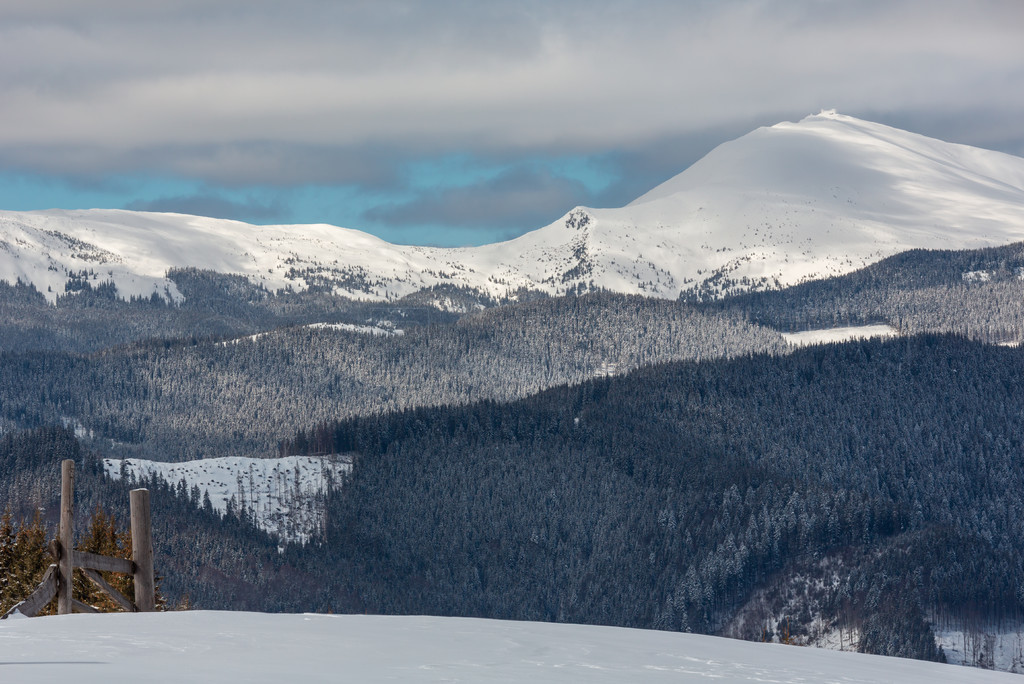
103 455 351 543
781 324 899 347
218 321 403 346
0 612 1019 684
935 627 1024 672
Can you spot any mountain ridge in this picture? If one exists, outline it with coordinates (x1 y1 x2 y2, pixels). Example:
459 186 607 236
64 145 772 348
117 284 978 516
3 111 1024 305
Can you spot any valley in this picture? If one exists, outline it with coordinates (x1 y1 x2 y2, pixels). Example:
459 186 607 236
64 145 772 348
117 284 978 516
3 113 1024 674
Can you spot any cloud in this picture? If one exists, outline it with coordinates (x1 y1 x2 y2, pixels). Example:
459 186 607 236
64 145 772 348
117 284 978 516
0 0 1021 242
0 2 1020 179
125 193 286 223
365 166 594 235
0 141 404 190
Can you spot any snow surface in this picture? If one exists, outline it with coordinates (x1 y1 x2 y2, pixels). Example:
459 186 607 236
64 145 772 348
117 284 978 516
219 321 402 346
3 112 1024 304
936 627 1024 672
781 324 899 347
0 612 1017 684
103 456 350 543
304 321 403 336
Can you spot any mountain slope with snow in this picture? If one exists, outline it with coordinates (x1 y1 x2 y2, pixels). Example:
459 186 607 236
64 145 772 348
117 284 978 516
0 612 1017 684
103 455 351 543
3 111 1024 304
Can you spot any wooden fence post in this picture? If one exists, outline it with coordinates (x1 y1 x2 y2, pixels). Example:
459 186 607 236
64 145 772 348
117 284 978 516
57 459 74 615
130 488 155 612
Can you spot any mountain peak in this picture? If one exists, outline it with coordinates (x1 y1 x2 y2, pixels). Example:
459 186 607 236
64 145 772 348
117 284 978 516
801 108 846 122
3 114 1024 305
563 208 593 232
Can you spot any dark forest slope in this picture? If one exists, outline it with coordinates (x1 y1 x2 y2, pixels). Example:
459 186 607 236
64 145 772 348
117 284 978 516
283 336 1024 662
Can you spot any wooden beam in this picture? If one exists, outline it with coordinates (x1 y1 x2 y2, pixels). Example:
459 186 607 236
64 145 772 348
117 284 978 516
51 524 137 575
1 564 58 619
75 549 136 575
72 599 99 614
81 568 138 613
58 459 75 615
130 488 156 612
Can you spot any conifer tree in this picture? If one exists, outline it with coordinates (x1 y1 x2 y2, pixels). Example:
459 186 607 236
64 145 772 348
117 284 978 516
0 510 16 607
0 506 166 615
0 513 50 615
74 506 135 612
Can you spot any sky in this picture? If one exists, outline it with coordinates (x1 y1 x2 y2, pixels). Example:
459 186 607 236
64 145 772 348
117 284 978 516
0 0 1021 246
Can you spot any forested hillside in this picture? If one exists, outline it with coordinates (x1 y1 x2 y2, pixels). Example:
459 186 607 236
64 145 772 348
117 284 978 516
4 241 1024 668
0 293 784 460
704 242 1024 343
2 243 1024 463
282 335 1024 662
8 334 1024 663
0 269 457 355
0 427 319 610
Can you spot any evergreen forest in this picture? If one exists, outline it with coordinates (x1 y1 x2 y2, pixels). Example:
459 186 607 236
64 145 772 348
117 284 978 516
3 242 1024 666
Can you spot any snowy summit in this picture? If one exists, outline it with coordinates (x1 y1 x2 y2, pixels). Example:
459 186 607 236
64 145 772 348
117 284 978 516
2 112 1024 304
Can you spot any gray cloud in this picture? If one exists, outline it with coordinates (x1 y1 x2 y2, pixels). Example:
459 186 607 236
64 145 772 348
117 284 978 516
125 194 286 223
0 141 404 190
2 2 1020 156
0 0 1021 239
366 167 594 234
593 114 790 207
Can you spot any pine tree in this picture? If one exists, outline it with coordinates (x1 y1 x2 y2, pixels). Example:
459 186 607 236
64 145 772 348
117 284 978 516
1 507 166 615
4 514 50 615
74 506 135 612
0 510 16 607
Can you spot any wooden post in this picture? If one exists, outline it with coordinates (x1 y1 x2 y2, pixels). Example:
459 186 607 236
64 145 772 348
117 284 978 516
130 488 155 612
57 459 74 615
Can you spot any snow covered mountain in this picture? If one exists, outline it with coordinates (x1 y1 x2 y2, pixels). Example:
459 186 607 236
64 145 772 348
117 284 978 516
3 110 1024 304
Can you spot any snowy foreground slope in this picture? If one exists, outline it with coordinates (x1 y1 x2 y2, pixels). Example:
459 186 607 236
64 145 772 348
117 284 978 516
0 612 1017 684
3 111 1024 304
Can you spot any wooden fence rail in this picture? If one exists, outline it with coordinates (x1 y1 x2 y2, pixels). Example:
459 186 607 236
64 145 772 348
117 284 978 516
74 548 136 575
1 459 156 619
7 564 58 619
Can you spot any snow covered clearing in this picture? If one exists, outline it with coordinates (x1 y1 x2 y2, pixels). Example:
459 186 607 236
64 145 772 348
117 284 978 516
935 627 1024 672
304 321 403 336
782 324 899 347
219 321 402 346
103 456 350 543
0 612 1017 684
